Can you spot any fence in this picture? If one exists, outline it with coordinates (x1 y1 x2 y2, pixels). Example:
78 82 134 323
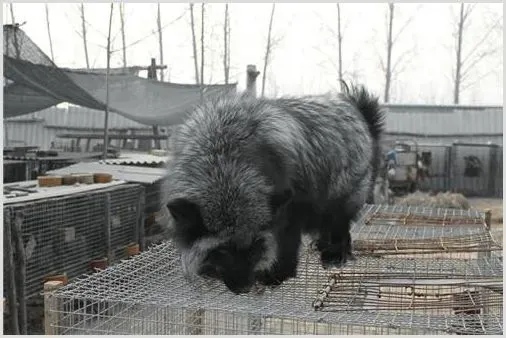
451 143 502 197
3 183 145 334
386 142 503 198
44 204 502 335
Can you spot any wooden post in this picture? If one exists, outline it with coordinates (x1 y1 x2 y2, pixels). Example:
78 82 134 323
121 130 128 149
4 209 19 335
185 308 204 334
152 126 161 150
479 209 493 261
484 209 492 231
44 280 63 335
104 194 113 263
13 213 27 334
147 57 158 80
482 208 493 330
487 145 498 197
147 58 162 149
138 192 146 251
246 64 260 98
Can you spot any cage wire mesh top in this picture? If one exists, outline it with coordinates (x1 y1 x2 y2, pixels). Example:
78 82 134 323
49 204 503 335
350 204 501 256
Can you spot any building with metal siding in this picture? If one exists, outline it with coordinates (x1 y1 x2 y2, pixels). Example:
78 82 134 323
383 104 503 145
4 106 171 150
4 103 503 149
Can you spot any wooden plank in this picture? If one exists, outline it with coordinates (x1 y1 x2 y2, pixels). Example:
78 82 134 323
44 281 64 335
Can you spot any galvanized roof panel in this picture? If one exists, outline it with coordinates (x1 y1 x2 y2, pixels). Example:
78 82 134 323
99 152 172 165
3 180 127 205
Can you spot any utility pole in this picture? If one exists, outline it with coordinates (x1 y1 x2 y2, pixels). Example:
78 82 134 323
147 58 162 149
103 3 114 160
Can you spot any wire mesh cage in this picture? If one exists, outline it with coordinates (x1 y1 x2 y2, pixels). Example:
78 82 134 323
313 258 503 335
350 205 501 259
46 205 502 335
3 183 145 300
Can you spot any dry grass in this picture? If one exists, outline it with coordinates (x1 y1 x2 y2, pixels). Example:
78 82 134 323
395 191 471 210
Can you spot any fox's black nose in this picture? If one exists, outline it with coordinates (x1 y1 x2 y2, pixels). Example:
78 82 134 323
225 280 253 295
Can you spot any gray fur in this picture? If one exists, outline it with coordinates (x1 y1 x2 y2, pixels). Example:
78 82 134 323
253 231 278 273
167 87 383 285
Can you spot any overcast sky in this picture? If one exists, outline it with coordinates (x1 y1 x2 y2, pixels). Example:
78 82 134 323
3 2 504 105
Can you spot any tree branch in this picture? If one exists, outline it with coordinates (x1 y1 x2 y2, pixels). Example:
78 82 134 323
391 5 421 46
261 3 276 97
460 66 499 93
460 16 502 66
460 46 501 82
189 3 199 85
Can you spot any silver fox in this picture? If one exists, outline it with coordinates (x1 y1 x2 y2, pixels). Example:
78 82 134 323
166 83 384 294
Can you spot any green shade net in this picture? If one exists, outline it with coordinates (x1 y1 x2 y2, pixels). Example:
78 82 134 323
3 24 237 126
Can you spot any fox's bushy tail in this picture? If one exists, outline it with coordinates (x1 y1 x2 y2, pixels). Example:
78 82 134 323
340 81 385 204
339 81 384 141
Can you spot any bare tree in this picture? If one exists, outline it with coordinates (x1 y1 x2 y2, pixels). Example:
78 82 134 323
223 4 231 84
312 5 356 91
383 3 394 103
452 3 502 104
380 3 418 103
156 3 164 81
45 4 55 62
336 4 343 88
80 3 90 69
9 3 21 59
119 3 127 69
9 3 15 24
189 3 200 85
103 3 114 160
261 4 276 97
200 3 205 89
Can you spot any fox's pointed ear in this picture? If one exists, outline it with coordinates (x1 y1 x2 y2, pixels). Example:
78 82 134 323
167 198 200 223
270 189 293 212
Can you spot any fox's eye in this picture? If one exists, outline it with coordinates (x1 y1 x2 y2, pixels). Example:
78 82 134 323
199 264 221 279
249 237 265 262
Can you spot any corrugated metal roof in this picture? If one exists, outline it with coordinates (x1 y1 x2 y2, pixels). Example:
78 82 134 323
47 162 167 184
100 152 172 165
4 180 127 204
3 152 103 161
